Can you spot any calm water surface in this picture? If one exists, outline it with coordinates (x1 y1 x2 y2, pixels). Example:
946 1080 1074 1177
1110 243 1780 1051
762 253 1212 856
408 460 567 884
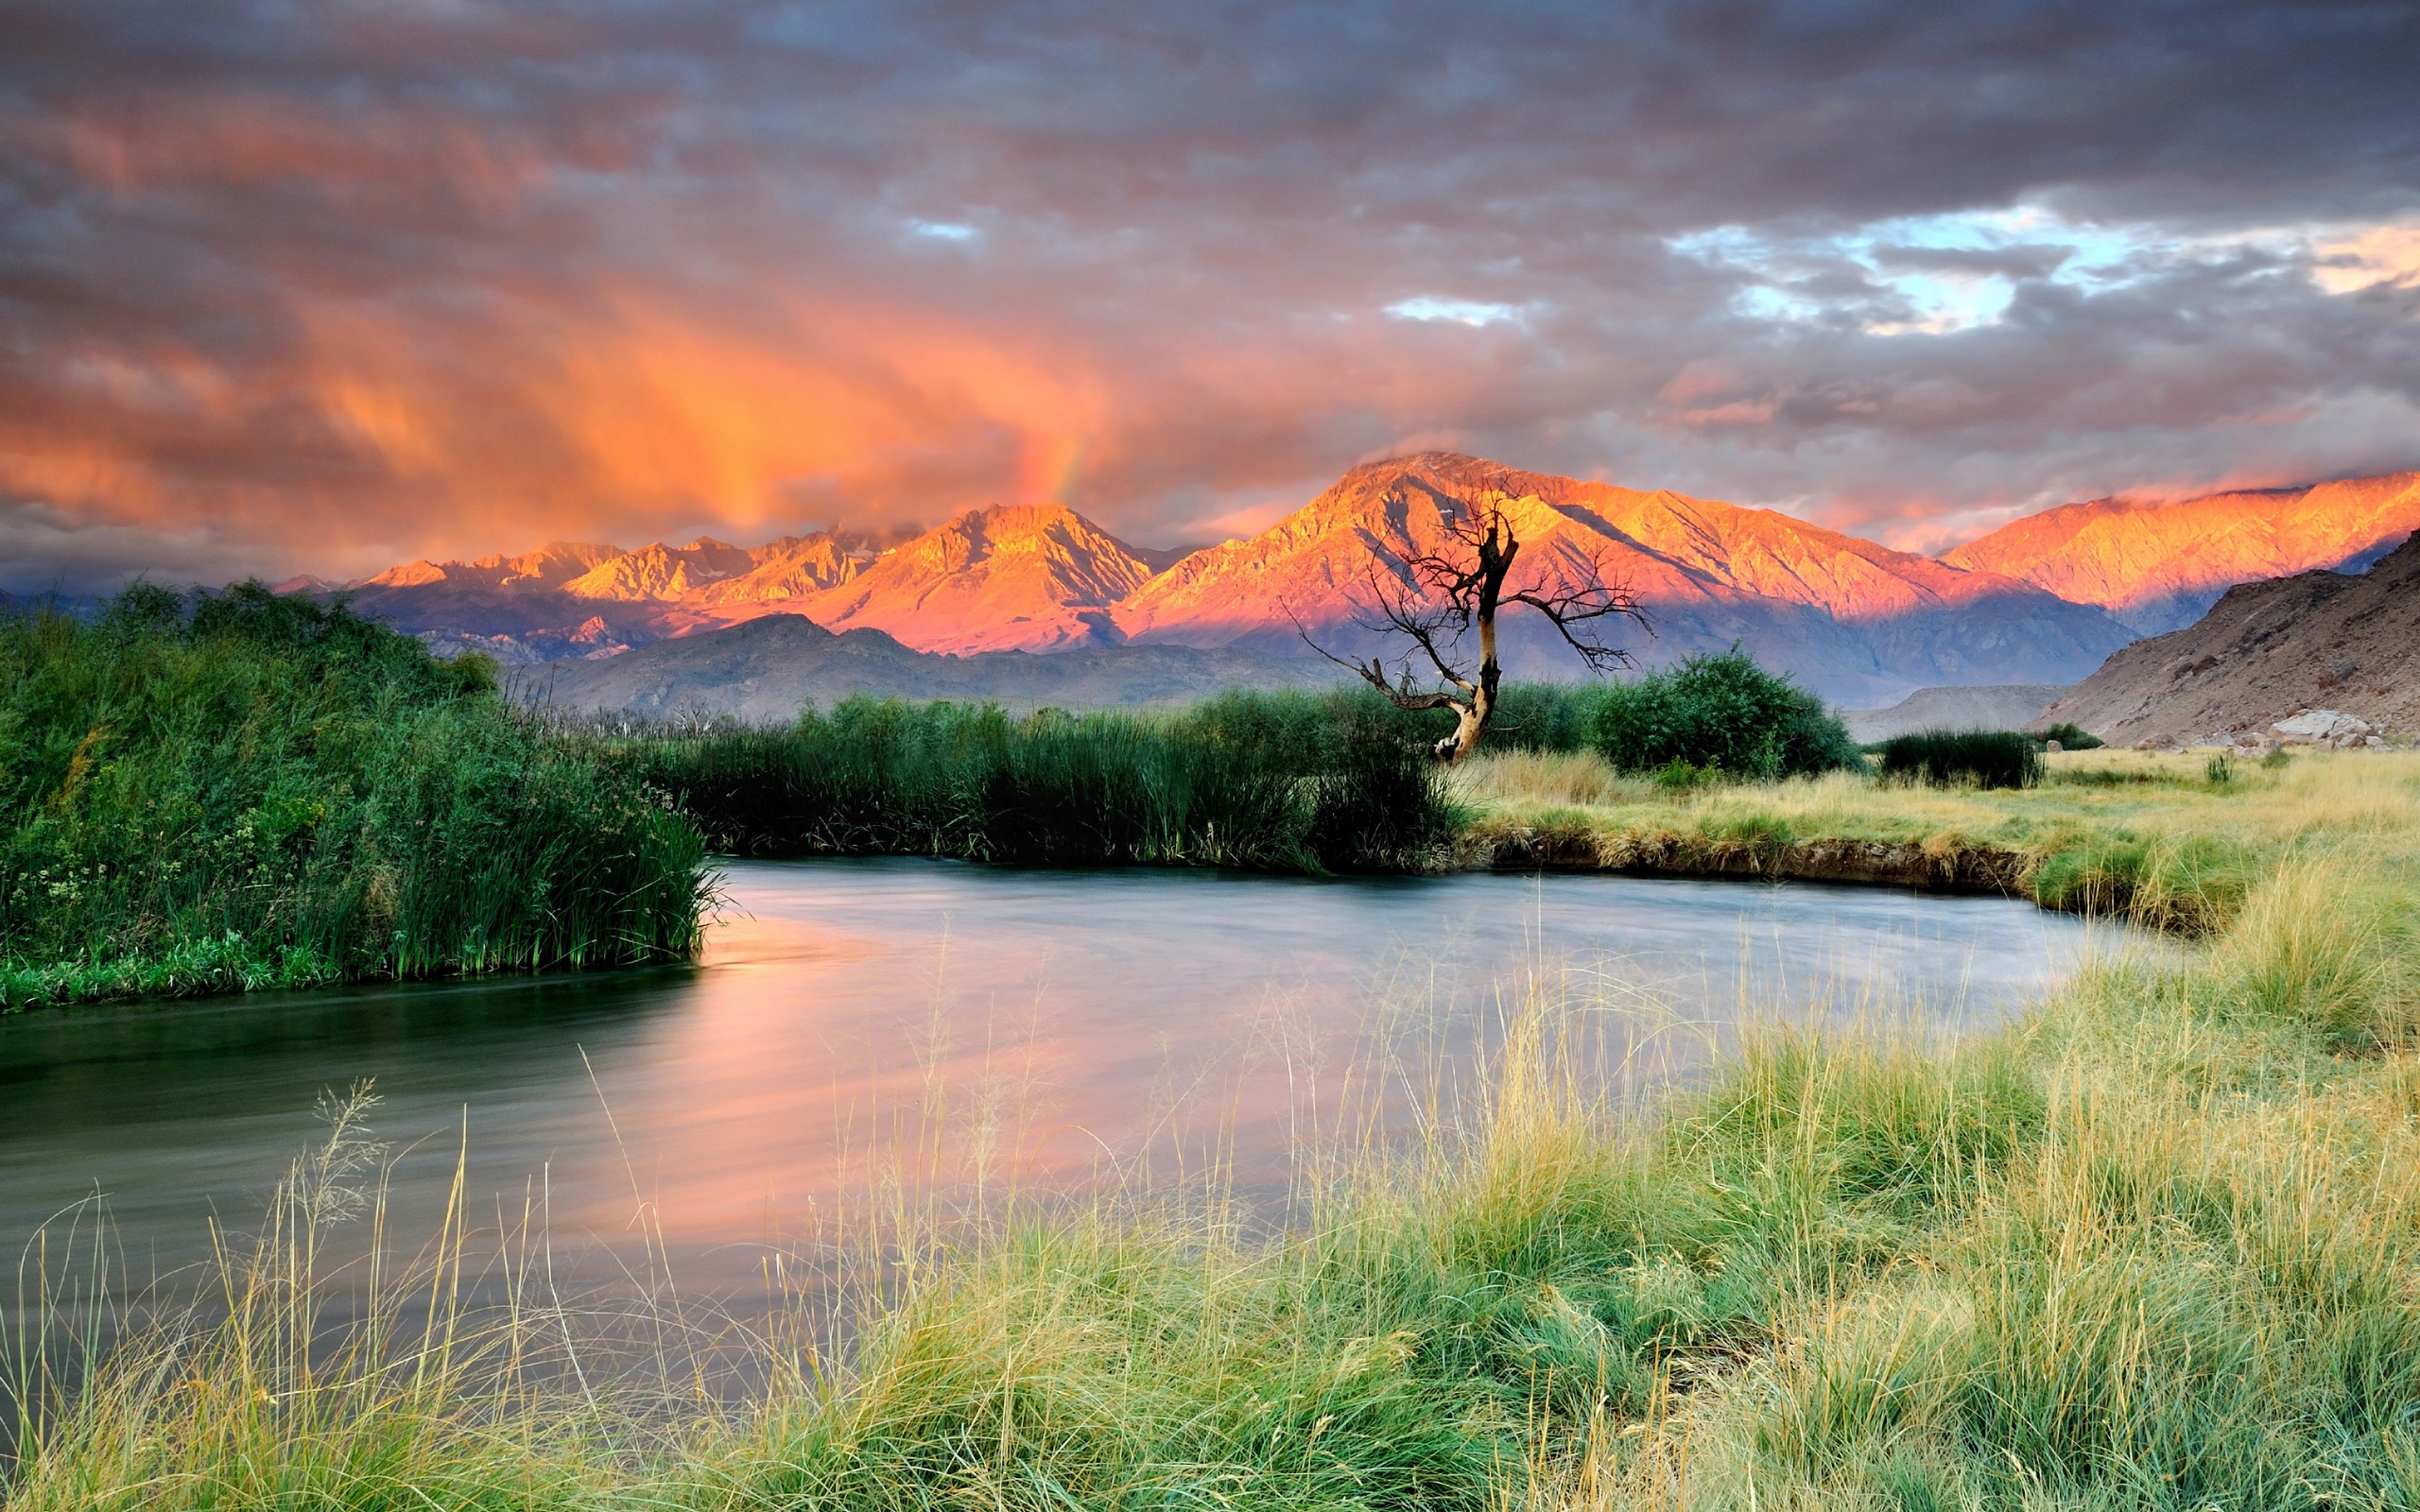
0 860 2127 1297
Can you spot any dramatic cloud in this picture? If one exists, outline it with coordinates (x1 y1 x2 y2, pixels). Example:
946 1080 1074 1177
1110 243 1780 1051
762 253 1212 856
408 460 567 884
3 0 2417 589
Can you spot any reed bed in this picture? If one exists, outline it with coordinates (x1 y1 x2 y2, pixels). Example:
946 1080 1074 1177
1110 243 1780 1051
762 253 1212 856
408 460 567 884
9 757 2419 1507
616 691 1465 873
0 587 711 1010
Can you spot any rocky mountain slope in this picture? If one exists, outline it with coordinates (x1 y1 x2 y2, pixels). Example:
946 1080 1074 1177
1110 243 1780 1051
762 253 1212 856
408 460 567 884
341 508 1168 662
523 614 1342 721
785 504 1179 654
2031 532 2420 746
1943 472 2420 635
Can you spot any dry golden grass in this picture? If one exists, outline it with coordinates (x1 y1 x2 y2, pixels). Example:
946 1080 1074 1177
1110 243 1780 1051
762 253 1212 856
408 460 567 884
1456 744 2417 856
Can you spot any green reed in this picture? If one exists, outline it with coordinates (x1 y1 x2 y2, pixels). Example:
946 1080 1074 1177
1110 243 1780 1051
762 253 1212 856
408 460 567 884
0 585 711 1010
620 689 1465 873
1875 727 2043 789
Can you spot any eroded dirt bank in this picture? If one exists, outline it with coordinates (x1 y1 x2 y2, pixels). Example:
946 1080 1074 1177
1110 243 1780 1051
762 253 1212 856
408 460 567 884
1479 827 2031 896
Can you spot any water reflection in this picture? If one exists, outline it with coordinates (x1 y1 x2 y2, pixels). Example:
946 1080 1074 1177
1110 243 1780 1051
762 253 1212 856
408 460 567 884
0 859 2127 1298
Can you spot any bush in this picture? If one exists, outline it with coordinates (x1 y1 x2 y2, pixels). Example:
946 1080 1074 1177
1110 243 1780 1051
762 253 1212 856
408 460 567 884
626 689 1460 874
2037 721 2105 750
1591 650 1862 780
1876 729 2042 789
0 585 709 1009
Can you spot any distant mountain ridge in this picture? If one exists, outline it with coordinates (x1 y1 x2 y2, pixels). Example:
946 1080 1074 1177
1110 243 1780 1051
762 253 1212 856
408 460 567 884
338 454 2420 707
524 614 1345 721
1110 453 2129 703
333 452 2157 704
1944 472 2420 635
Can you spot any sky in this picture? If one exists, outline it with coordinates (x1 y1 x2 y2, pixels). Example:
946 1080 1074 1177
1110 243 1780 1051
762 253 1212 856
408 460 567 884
4 0 2419 592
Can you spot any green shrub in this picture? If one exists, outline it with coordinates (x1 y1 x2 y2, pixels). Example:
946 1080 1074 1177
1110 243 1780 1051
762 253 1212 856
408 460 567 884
0 585 709 1009
1876 729 2041 789
2038 721 2105 750
1592 650 1862 779
1651 757 1716 792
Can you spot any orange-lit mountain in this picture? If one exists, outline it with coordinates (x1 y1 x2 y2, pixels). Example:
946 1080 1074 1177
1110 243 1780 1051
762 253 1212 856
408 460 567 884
1115 454 2132 702
344 534 864 662
332 455 2138 701
363 540 627 592
783 505 1179 654
1942 472 2420 635
338 510 1167 662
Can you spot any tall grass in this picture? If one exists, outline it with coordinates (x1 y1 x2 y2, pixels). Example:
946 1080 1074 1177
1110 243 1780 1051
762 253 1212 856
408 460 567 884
624 690 1462 872
9 778 2420 1507
0 586 711 1010
1875 728 2042 789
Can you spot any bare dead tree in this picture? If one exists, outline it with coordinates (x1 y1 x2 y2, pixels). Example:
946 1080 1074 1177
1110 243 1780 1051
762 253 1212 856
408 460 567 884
1299 472 1648 762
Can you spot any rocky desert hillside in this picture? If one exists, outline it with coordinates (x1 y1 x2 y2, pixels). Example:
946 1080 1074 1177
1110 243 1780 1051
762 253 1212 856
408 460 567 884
2032 533 2420 747
1944 471 2420 635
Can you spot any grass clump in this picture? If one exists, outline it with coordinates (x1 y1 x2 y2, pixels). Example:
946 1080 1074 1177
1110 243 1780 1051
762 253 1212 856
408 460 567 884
1876 728 2041 789
627 689 1459 873
0 585 710 1011
1593 650 1862 781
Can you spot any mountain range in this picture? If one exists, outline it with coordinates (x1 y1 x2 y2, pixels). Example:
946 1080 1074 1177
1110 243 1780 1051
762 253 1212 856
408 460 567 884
324 453 2419 708
523 616 1343 722
1944 472 2420 635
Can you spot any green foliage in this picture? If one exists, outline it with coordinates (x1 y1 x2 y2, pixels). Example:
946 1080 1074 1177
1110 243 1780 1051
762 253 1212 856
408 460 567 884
2038 721 2105 750
0 585 709 1010
2206 752 2235 785
1876 729 2042 789
1651 757 1717 792
1591 649 1862 780
628 688 1461 873
1304 680 1617 756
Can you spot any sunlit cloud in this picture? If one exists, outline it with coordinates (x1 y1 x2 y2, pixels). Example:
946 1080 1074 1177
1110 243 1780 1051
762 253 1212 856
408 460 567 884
1 0 2416 589
2313 221 2420 294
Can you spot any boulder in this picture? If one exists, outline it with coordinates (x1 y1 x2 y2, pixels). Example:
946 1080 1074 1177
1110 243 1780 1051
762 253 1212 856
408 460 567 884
2273 709 2375 744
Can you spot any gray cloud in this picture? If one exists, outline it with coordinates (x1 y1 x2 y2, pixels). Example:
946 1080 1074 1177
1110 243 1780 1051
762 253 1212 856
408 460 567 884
1 0 2416 589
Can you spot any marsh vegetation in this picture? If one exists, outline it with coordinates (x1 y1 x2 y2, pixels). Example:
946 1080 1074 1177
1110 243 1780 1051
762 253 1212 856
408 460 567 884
0 588 709 1009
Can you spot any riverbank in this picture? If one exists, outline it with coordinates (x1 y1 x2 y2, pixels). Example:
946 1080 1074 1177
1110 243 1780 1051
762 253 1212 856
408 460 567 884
1456 746 2366 931
7 751 2417 1507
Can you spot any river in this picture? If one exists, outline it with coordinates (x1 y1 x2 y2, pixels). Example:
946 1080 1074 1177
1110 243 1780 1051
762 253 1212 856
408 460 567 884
0 859 2127 1307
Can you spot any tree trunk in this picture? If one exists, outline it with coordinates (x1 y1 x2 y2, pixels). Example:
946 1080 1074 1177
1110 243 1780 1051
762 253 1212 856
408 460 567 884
1435 611 1502 763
